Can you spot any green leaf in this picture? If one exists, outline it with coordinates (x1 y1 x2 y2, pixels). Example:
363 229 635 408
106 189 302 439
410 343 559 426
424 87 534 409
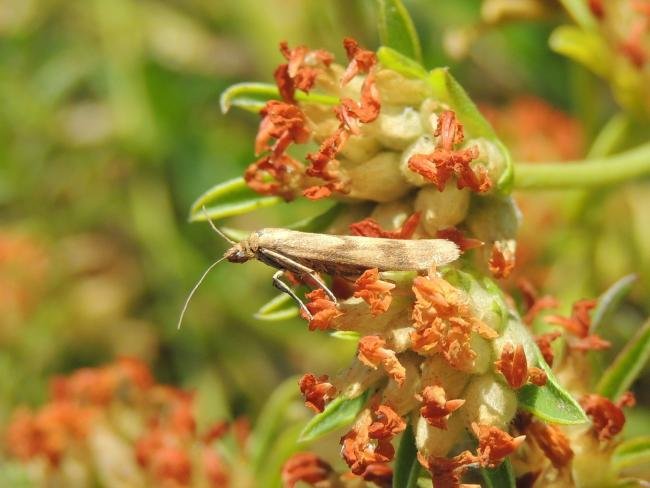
427 68 513 193
481 459 516 488
393 424 420 488
298 390 370 443
254 293 299 321
330 331 361 341
287 203 343 232
250 376 301 473
375 0 422 63
220 82 340 114
557 0 598 30
376 46 427 79
549 26 609 78
220 82 281 113
220 226 249 242
189 177 281 222
613 436 650 473
591 274 637 333
508 320 589 424
596 319 650 400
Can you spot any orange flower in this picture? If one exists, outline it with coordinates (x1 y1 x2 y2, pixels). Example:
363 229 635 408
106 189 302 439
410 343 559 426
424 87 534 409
341 37 377 85
423 451 477 488
359 463 393 488
281 452 334 488
581 393 635 441
435 227 483 252
408 111 490 193
588 0 605 18
418 385 465 429
495 343 547 389
472 422 526 469
488 241 515 279
255 101 311 156
299 373 336 413
202 448 230 487
301 288 342 330
350 212 421 239
411 272 497 371
353 268 395 315
244 153 304 201
275 41 334 103
526 420 574 469
517 279 559 325
546 299 611 351
340 409 395 476
534 331 561 366
368 404 406 440
357 335 406 385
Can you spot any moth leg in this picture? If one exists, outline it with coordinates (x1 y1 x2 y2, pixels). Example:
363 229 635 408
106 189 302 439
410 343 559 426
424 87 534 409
260 249 338 303
272 270 312 319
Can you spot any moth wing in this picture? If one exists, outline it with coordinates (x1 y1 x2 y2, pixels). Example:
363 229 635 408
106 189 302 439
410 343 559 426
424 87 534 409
256 229 460 273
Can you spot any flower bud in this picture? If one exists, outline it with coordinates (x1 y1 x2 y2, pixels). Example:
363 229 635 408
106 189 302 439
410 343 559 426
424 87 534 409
368 105 423 150
400 135 437 186
414 185 471 236
344 152 411 202
375 69 430 106
461 374 517 429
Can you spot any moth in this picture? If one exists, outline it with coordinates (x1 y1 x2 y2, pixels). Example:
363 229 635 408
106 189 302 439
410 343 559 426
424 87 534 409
178 216 460 328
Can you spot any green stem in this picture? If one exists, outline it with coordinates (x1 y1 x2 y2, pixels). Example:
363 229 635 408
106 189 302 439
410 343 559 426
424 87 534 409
513 142 650 190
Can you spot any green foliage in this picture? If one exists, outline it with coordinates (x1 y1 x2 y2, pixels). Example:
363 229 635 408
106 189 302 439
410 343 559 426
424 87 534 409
393 424 420 488
597 320 650 400
481 459 516 488
298 390 370 443
375 0 423 62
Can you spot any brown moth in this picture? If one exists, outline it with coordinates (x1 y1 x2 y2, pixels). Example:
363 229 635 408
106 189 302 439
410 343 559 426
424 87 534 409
178 217 460 328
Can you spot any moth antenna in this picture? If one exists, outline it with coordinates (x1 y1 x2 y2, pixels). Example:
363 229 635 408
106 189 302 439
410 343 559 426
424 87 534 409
202 205 236 245
177 256 227 330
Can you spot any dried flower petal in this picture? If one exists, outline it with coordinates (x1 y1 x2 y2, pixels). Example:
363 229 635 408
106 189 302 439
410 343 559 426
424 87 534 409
472 422 525 468
517 279 559 325
526 421 574 469
369 404 406 440
350 212 421 239
341 409 395 476
275 41 333 102
299 373 336 413
588 0 605 19
408 111 490 193
255 100 310 156
353 269 395 315
301 288 342 330
411 271 497 371
357 336 406 385
418 385 465 429
495 343 547 389
423 451 478 488
244 153 304 201
360 463 393 488
545 298 610 351
488 241 515 279
435 227 483 252
341 37 377 85
581 393 635 441
535 332 561 366
281 452 334 488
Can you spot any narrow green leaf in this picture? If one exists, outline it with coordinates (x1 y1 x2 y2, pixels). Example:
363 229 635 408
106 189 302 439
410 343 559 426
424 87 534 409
591 274 637 333
298 390 370 443
557 0 598 30
254 293 299 321
509 320 589 424
220 82 340 114
330 331 361 341
596 319 650 400
220 82 280 113
287 204 343 232
256 423 304 488
613 436 650 473
219 226 249 242
376 46 427 79
393 424 420 488
189 177 281 222
481 459 516 488
549 26 609 77
250 376 301 472
375 0 422 63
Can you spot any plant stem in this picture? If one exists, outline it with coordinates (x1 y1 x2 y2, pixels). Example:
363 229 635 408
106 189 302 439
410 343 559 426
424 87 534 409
513 142 650 190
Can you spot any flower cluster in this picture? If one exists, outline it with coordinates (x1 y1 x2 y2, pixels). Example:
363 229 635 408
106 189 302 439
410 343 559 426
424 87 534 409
4 358 249 487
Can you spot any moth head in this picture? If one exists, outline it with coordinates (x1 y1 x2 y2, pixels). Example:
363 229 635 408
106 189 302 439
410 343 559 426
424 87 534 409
224 242 255 263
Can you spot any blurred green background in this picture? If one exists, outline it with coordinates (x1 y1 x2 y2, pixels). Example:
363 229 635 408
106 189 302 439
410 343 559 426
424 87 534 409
1 0 648 437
